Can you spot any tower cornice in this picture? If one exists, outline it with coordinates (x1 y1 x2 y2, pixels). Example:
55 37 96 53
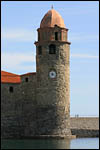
34 40 71 46
37 27 68 32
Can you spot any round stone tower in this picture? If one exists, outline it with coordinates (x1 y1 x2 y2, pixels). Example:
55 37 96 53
35 8 71 137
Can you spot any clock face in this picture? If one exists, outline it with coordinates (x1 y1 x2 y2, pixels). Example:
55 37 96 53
49 71 56 78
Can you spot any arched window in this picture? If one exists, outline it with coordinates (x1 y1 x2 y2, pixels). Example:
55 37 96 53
49 44 56 54
38 46 42 55
9 86 13 93
55 32 58 40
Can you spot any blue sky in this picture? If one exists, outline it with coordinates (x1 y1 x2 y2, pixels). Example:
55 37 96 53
1 1 99 117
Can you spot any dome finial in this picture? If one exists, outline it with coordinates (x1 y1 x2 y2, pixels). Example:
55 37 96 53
51 5 53 9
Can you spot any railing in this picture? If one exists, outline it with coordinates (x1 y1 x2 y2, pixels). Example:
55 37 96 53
70 114 99 118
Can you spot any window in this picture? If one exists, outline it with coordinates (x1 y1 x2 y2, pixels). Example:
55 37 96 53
55 32 58 40
25 77 28 82
38 32 40 41
9 86 13 93
49 44 56 54
38 46 42 55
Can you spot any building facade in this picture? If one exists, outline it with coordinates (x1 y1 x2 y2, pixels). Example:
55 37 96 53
1 8 72 138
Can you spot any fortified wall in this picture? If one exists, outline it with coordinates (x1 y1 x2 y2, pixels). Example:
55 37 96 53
70 117 99 137
1 71 99 138
1 8 99 139
1 71 37 138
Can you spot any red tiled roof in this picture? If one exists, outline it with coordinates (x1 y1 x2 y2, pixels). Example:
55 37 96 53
40 9 66 28
1 71 36 83
1 71 21 83
21 72 36 76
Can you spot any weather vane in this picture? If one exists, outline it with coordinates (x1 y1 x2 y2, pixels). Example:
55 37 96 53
51 5 53 9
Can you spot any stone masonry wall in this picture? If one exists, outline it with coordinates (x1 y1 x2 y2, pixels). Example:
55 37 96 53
20 73 36 103
1 74 37 138
36 43 70 107
70 117 99 130
70 117 99 137
1 82 23 138
36 26 71 136
38 26 68 42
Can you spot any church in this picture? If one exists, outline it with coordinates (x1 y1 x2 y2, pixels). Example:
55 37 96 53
1 8 74 138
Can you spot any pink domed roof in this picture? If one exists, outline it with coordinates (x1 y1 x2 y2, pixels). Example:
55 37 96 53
40 9 66 28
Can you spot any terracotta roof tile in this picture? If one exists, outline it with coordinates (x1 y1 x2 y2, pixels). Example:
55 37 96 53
1 71 21 83
40 9 66 28
1 71 36 83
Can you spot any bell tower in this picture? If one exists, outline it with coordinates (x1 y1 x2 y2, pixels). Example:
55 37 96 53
35 8 71 137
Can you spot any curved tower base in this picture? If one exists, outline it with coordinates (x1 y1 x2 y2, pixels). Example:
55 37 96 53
35 106 71 136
